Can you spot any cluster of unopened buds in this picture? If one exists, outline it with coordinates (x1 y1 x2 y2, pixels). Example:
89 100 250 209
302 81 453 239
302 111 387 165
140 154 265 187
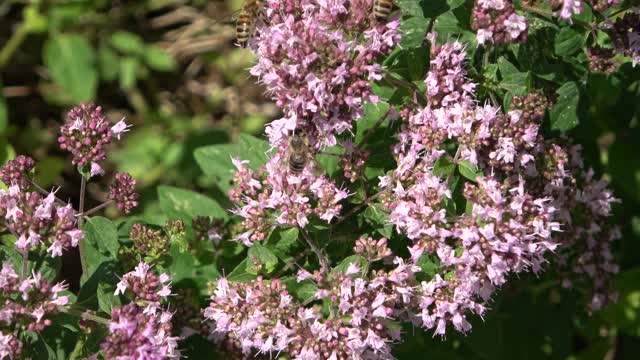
58 102 130 177
587 46 618 73
192 216 226 245
108 171 139 214
354 236 393 261
0 263 69 359
0 155 35 190
104 262 180 358
340 141 371 183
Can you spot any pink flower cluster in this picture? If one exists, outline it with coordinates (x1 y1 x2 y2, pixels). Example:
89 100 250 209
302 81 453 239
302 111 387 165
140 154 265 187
250 0 401 148
230 0 402 245
0 263 69 359
101 303 178 360
103 262 179 359
115 262 172 315
378 36 619 334
545 0 622 20
58 102 130 177
229 157 348 246
204 258 417 360
471 0 528 46
0 184 83 257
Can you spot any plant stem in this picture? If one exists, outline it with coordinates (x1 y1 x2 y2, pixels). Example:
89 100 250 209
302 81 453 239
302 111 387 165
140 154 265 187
520 4 554 18
300 228 330 273
65 308 110 326
334 190 384 226
358 108 391 148
76 200 113 217
0 24 28 70
78 176 88 275
445 146 462 184
29 179 66 206
21 247 29 280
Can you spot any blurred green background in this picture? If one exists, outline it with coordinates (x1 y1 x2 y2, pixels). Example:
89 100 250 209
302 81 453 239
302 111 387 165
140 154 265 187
1 0 639 359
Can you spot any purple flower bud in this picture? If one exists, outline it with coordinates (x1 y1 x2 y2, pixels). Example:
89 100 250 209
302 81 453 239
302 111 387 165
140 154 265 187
108 172 139 214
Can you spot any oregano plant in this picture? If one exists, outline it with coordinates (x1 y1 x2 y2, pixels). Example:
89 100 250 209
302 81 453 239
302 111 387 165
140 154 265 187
0 0 637 358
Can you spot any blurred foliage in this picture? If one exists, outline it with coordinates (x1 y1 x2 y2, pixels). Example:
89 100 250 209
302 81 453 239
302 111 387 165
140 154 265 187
0 0 639 359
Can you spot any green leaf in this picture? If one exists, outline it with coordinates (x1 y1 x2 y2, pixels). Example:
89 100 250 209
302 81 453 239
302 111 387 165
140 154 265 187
497 57 520 78
97 282 120 315
43 34 97 103
395 0 424 17
422 0 450 18
227 259 257 282
497 57 531 95
144 45 176 72
82 217 119 281
554 27 585 56
194 134 269 191
356 102 390 143
110 31 145 55
499 72 531 96
289 280 317 302
119 56 138 90
98 44 120 81
247 244 279 274
158 185 228 221
331 255 367 275
550 82 580 132
433 154 455 177
363 205 393 238
316 144 344 177
404 45 431 81
266 227 300 260
400 16 429 48
85 217 119 256
458 160 479 182
417 254 440 278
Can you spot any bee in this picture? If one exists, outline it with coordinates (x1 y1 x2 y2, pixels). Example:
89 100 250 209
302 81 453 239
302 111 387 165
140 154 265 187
373 0 395 22
235 0 265 47
287 131 311 175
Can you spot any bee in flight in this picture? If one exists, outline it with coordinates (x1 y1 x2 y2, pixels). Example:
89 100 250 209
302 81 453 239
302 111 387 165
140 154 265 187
373 0 395 22
286 131 312 175
235 0 265 47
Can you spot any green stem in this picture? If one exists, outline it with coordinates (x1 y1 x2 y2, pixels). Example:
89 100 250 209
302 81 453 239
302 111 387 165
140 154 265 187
21 247 29 280
358 108 391 148
0 24 28 70
65 307 110 325
76 200 113 218
300 228 330 274
78 176 88 275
